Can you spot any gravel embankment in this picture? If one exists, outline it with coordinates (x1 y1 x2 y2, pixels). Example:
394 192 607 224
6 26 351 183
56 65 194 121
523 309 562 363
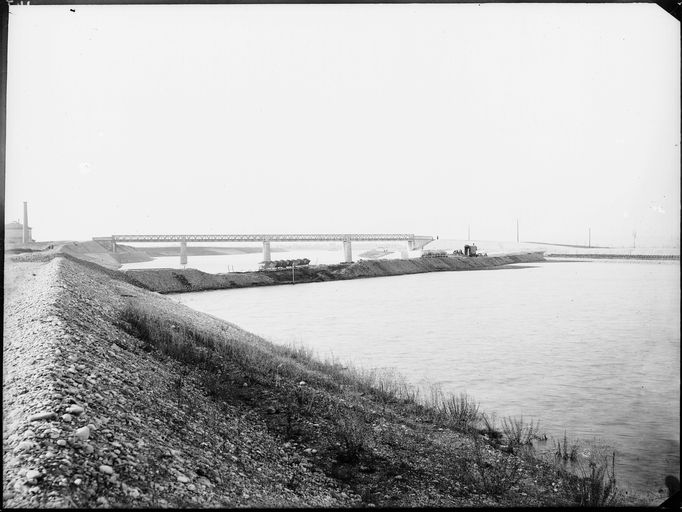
125 253 546 294
3 257 356 508
4 253 649 508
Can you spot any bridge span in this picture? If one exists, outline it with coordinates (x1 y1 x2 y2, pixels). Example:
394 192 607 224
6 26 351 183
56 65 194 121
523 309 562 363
93 233 435 265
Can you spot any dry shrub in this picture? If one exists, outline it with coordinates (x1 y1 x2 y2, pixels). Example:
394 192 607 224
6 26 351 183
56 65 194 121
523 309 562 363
471 434 523 496
332 408 374 463
564 442 619 506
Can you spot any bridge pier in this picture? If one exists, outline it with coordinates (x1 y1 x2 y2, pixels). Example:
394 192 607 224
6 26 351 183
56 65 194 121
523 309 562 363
180 239 188 265
262 241 271 263
343 240 353 263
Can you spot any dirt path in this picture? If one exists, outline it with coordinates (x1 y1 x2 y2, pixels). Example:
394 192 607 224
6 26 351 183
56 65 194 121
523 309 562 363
3 260 44 302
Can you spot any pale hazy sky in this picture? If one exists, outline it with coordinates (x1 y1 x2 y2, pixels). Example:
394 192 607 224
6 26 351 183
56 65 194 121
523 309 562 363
5 3 680 246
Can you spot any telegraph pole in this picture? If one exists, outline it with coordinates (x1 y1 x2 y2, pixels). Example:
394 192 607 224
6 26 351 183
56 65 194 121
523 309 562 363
632 230 637 249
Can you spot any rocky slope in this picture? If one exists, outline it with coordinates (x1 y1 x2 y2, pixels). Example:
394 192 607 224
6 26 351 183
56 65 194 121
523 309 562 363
3 257 355 507
4 253 646 508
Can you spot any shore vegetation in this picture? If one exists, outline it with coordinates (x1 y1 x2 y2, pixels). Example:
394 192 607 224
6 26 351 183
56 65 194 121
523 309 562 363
119 298 631 507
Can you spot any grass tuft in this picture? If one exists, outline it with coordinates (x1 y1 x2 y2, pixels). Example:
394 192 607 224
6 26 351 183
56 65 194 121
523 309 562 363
573 451 618 506
501 416 540 449
427 385 481 432
471 434 523 496
554 430 579 462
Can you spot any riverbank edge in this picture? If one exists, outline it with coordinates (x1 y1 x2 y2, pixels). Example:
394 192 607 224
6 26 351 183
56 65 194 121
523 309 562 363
123 252 547 294
547 253 679 260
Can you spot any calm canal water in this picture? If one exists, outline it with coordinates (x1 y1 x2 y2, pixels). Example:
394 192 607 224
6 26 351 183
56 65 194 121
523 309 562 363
173 259 680 493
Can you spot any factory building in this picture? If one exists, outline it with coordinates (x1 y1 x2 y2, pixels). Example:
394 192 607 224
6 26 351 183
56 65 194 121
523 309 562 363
5 202 34 243
5 221 33 243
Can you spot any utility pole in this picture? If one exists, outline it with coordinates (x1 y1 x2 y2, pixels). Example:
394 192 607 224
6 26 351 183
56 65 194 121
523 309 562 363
588 228 591 248
632 230 637 249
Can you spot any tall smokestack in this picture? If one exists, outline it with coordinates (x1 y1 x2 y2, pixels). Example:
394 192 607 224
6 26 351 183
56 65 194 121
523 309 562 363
22 202 29 243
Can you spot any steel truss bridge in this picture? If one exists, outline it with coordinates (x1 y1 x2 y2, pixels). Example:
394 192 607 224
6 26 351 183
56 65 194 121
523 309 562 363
93 233 435 265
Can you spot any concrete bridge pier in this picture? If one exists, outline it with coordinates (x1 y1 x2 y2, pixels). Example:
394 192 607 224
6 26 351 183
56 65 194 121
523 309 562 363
262 241 271 263
343 240 353 263
180 238 188 265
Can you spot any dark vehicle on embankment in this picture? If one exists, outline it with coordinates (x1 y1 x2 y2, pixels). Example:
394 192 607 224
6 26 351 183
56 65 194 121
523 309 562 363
259 258 311 271
422 245 487 258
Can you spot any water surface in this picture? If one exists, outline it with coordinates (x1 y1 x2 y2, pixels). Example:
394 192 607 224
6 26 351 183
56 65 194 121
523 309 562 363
173 260 680 493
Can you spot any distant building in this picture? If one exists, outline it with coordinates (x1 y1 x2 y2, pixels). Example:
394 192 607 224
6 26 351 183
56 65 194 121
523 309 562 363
5 221 33 243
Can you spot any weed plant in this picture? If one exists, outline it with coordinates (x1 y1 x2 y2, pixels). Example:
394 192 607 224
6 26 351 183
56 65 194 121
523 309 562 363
479 413 503 441
427 386 481 432
471 434 523 496
572 451 618 506
555 431 579 462
443 393 481 432
332 407 374 463
502 416 540 449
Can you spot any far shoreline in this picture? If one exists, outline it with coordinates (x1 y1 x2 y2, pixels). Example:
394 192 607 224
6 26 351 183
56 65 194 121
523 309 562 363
546 253 679 260
122 252 548 294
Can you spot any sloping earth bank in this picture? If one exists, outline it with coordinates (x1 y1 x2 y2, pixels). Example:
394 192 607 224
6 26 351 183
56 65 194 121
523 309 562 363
126 253 546 294
3 257 354 507
4 254 645 508
8 242 151 270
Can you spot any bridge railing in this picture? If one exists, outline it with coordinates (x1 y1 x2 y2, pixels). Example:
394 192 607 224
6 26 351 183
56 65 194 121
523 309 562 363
106 234 421 243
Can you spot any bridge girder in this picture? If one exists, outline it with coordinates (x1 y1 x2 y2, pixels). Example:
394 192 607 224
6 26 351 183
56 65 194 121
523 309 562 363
97 233 434 244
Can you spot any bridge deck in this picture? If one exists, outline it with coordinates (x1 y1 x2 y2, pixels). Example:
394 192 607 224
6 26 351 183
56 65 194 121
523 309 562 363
95 234 431 243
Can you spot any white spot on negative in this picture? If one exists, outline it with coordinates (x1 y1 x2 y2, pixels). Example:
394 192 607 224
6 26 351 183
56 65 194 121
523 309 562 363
79 162 92 176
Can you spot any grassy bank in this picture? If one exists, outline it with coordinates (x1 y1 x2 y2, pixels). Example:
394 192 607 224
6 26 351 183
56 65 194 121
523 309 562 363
118 296 627 507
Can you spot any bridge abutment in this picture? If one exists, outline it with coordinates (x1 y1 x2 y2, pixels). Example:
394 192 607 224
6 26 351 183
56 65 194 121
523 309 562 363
262 241 271 263
408 236 434 251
